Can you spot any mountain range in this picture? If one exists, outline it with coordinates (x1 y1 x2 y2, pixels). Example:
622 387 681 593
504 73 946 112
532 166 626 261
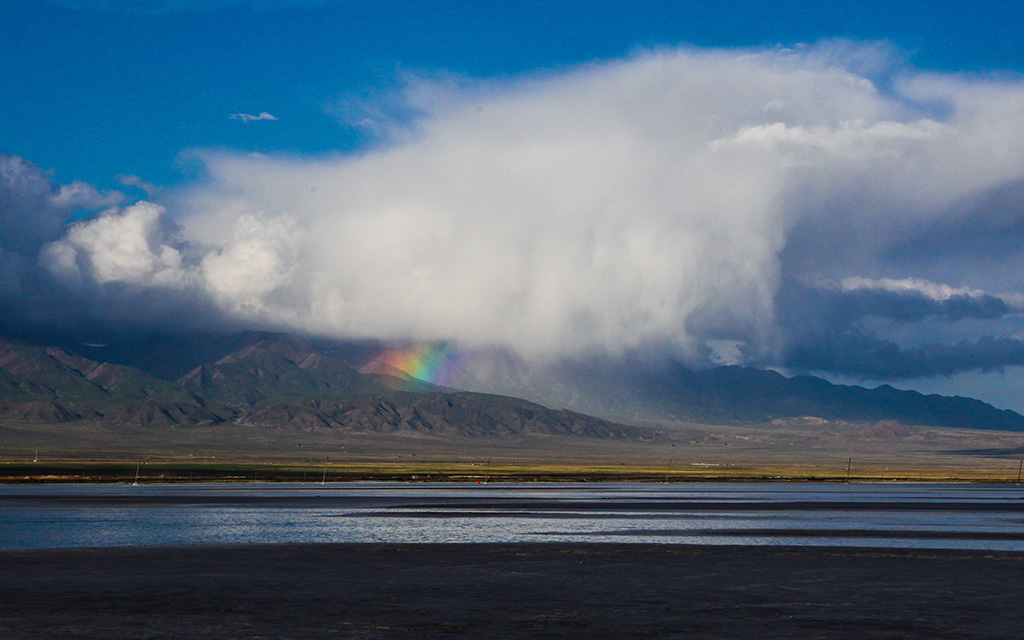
451 355 1024 431
0 332 640 439
2 330 1023 441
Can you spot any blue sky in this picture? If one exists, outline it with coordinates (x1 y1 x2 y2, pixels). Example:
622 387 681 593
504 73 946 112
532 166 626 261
6 0 1024 412
3 0 1023 190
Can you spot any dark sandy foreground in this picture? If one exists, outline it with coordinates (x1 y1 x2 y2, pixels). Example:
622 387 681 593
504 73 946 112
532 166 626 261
2 543 1022 639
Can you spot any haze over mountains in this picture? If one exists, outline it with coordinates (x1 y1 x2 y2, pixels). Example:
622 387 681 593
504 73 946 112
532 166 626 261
448 354 1024 431
2 330 1022 445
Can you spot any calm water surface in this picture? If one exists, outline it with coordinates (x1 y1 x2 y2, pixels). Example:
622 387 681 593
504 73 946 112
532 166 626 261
2 482 1023 551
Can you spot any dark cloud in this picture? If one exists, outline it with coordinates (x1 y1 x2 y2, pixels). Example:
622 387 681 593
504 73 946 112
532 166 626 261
785 331 1024 379
0 153 120 255
777 279 1024 378
0 155 226 342
780 279 1017 326
886 178 1024 267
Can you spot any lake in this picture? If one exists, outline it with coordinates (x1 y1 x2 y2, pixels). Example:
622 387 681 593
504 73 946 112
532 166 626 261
2 481 1023 550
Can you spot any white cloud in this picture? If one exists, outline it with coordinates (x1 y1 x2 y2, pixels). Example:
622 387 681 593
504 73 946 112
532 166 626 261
156 43 1024 363
11 41 1024 380
199 211 299 314
40 201 190 290
229 111 278 123
714 119 947 163
838 276 1018 305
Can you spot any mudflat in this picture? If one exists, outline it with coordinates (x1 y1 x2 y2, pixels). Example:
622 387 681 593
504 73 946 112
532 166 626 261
2 543 1023 639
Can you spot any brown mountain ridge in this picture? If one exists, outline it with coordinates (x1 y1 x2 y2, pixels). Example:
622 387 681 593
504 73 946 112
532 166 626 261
0 333 646 440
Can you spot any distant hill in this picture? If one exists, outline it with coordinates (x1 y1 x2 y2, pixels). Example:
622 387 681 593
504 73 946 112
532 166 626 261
0 334 644 440
8 330 1023 435
449 355 1024 431
637 364 1024 430
0 339 223 427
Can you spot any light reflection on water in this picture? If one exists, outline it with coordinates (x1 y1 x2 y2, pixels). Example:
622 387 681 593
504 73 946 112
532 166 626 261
1 482 1023 550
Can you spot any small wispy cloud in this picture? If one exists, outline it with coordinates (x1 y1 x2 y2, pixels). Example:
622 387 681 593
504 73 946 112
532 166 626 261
229 112 278 123
117 174 159 198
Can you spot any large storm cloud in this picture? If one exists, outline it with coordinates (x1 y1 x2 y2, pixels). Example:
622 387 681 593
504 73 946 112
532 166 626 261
5 41 1024 381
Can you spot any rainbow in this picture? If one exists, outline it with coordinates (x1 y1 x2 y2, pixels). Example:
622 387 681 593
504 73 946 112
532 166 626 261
372 344 463 386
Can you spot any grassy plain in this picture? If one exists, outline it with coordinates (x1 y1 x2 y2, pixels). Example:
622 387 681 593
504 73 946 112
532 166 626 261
3 416 1024 483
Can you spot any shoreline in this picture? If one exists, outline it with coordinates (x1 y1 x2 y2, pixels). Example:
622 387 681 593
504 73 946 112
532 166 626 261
4 461 1024 484
4 475 1021 484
